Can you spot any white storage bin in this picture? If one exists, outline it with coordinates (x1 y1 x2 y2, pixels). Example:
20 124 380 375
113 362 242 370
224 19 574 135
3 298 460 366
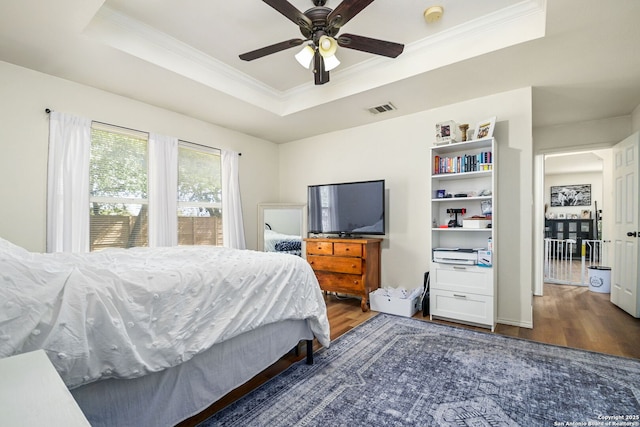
369 291 420 317
588 266 611 293
462 219 491 229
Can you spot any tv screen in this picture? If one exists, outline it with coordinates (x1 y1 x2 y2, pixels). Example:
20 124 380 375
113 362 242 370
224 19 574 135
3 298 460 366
308 180 385 236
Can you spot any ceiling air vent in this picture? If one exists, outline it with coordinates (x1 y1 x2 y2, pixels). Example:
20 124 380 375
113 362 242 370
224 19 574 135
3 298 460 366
367 102 397 115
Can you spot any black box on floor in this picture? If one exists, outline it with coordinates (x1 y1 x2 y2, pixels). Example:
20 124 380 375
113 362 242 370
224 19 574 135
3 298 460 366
422 272 430 316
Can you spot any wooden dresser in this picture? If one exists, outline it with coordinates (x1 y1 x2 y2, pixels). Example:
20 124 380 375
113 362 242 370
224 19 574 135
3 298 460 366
304 237 382 312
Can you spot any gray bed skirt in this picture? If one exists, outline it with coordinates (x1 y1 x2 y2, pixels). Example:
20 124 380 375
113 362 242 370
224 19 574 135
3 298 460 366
71 319 314 427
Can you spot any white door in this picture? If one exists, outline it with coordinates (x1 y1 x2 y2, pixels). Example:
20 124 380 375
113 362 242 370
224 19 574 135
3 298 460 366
612 132 640 317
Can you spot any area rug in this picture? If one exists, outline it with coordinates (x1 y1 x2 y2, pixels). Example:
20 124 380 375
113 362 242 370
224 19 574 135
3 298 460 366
199 314 640 427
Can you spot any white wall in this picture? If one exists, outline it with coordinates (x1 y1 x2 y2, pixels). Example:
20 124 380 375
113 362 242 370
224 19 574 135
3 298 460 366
0 61 280 252
633 103 640 134
279 87 534 327
534 116 631 153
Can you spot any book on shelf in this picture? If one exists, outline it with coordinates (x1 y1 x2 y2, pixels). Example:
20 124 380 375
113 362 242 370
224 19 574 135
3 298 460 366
433 151 492 175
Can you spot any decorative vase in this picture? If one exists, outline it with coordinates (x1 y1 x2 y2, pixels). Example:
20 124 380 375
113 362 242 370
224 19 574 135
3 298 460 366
459 124 470 141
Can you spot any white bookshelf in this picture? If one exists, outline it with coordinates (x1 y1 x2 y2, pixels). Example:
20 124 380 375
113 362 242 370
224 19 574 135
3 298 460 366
429 137 497 330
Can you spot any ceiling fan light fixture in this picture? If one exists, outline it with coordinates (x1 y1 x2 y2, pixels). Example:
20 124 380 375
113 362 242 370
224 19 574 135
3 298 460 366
323 53 340 71
295 45 315 69
317 35 339 71
318 35 338 57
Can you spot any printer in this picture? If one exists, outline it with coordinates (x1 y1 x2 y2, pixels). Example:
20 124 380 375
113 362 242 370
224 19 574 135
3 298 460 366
433 248 478 265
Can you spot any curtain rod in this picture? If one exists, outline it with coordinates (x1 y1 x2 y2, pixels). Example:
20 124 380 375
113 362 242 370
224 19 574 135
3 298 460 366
44 108 241 156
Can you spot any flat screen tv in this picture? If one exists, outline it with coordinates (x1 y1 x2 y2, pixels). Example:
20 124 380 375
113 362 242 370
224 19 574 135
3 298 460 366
308 179 385 236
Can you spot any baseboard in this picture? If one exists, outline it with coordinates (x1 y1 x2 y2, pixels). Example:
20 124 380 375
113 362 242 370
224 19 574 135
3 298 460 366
497 317 533 329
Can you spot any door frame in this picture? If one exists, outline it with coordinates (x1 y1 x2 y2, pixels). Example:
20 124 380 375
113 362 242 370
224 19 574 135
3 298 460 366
533 153 545 296
533 146 613 297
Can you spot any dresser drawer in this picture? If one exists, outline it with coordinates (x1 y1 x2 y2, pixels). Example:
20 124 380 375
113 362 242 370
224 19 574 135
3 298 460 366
314 271 363 294
430 289 494 327
306 241 334 255
308 255 362 274
432 264 493 296
334 242 362 257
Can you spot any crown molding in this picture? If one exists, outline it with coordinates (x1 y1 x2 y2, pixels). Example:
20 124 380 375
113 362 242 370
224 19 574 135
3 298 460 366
84 5 288 114
84 1 546 117
280 0 547 115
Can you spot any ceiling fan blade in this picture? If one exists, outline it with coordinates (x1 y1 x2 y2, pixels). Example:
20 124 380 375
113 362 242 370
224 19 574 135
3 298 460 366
337 33 404 58
327 0 375 31
263 0 312 31
239 39 305 61
313 51 330 85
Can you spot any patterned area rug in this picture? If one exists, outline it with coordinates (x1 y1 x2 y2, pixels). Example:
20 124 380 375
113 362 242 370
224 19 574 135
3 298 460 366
200 314 640 427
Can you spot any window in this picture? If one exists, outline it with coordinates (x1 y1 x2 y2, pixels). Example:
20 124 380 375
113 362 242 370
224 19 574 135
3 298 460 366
89 124 222 251
177 143 222 246
90 124 149 251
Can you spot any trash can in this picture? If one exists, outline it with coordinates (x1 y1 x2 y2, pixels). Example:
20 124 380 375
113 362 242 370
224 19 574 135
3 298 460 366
588 266 611 293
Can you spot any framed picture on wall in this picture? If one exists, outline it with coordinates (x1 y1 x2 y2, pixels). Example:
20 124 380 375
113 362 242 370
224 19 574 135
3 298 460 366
550 184 591 206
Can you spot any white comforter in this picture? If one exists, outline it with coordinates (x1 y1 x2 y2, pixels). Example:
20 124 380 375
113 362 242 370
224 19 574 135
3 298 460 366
0 238 330 389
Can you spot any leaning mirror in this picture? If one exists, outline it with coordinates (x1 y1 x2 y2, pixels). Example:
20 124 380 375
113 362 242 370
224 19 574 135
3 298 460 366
257 203 307 257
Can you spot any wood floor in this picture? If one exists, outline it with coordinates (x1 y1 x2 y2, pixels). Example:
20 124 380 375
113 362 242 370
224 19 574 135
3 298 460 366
497 283 640 358
179 286 640 426
327 284 640 359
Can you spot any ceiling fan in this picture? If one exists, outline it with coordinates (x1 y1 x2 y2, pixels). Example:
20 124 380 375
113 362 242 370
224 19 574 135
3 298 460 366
239 0 404 85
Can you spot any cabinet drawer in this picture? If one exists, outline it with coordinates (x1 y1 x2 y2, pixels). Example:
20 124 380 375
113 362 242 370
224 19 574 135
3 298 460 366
432 264 493 295
306 241 333 255
308 255 362 274
430 289 494 327
334 242 362 257
314 271 363 294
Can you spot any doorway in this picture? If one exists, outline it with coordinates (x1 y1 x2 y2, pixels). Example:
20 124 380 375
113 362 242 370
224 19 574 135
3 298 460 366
534 148 613 296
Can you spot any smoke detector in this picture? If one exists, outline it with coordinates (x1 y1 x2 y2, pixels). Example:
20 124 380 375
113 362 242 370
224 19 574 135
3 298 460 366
424 6 444 23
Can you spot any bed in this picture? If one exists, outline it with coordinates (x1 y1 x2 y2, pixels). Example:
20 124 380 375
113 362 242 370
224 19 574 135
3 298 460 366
263 226 303 256
0 237 330 426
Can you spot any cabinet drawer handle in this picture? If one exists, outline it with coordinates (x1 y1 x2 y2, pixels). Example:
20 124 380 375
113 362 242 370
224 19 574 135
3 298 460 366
453 294 467 298
453 266 467 270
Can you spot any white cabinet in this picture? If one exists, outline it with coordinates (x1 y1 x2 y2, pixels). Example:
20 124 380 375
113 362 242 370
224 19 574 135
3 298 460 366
431 264 494 328
429 137 497 330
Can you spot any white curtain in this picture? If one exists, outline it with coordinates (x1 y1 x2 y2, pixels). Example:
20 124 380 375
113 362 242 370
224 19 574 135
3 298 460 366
148 133 178 247
46 112 92 253
222 150 246 249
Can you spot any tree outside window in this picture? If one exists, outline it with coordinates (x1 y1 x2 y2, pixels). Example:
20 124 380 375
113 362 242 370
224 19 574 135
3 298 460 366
89 126 222 251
